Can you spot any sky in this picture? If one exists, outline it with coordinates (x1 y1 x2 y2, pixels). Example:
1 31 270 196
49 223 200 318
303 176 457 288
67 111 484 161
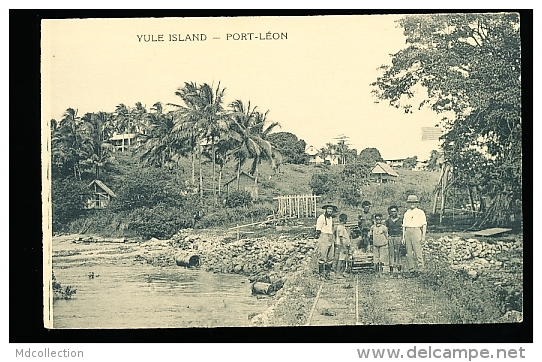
42 15 449 160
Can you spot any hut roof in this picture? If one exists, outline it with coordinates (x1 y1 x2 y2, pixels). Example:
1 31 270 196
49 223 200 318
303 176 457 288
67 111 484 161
89 179 117 197
224 171 256 186
371 162 399 177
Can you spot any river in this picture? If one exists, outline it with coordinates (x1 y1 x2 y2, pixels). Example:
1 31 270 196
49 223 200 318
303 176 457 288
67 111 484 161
51 238 269 328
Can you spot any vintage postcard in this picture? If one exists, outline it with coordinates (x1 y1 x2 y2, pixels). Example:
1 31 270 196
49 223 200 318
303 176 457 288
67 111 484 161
42 14 523 330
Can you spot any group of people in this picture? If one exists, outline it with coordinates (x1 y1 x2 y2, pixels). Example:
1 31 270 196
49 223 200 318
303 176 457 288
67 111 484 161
315 195 427 280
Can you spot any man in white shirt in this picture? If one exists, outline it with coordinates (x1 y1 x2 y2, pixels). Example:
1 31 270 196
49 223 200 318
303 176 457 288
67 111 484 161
402 195 427 276
316 203 336 279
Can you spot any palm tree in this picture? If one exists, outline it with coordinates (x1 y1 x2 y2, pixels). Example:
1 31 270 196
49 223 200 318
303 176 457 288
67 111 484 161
52 108 92 179
170 82 228 199
228 100 280 187
170 82 205 195
138 102 189 168
79 112 115 180
202 137 236 196
195 83 228 199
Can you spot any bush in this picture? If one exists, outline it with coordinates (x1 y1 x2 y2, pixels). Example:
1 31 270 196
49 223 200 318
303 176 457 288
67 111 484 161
226 190 253 208
110 166 187 212
309 173 332 195
52 178 93 232
198 203 275 228
127 204 194 239
52 271 77 300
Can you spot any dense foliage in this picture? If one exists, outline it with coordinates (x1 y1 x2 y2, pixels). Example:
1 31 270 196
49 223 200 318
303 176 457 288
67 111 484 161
358 147 383 164
309 160 373 206
51 178 92 230
267 132 309 165
225 190 253 208
372 13 521 226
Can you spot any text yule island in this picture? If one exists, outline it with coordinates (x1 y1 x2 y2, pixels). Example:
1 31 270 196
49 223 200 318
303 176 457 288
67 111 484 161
137 32 288 42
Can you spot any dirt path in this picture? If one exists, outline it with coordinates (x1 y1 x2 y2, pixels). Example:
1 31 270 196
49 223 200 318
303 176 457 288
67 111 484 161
307 272 451 326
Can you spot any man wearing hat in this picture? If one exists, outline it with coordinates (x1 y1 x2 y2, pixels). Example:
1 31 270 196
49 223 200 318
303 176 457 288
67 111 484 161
315 203 336 279
402 195 427 276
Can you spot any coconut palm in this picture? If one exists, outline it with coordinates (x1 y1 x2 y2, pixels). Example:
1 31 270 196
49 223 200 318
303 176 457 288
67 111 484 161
228 100 280 186
79 112 115 180
170 82 228 199
52 108 93 179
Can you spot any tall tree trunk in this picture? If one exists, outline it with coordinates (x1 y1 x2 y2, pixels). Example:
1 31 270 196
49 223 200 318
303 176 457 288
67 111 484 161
191 150 195 185
199 147 203 198
477 191 514 228
212 140 216 201
439 164 448 224
218 167 223 196
468 185 476 222
237 159 241 190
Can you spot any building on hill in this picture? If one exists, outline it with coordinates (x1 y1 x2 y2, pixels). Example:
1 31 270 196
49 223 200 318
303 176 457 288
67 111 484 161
110 133 140 152
305 145 340 165
305 145 320 163
384 158 406 168
87 179 116 209
224 171 259 199
370 162 399 183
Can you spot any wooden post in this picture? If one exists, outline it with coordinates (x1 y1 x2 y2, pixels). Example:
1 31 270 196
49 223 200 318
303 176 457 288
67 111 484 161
237 224 240 241
289 196 292 217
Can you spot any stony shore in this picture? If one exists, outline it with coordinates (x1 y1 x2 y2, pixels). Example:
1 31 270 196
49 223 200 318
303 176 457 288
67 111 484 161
126 228 523 326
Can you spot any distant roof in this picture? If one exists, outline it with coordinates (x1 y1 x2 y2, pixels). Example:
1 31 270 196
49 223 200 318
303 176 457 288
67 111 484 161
305 145 319 156
110 133 137 140
89 179 117 197
224 171 256 185
371 162 399 177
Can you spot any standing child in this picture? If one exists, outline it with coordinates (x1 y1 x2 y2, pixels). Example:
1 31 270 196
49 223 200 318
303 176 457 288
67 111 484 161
357 200 374 252
370 213 389 273
386 205 403 274
334 214 352 278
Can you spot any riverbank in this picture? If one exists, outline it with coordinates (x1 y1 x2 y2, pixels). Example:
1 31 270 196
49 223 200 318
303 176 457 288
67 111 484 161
51 228 523 327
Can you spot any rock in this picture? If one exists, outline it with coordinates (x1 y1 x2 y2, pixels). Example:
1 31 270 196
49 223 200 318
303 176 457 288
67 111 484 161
467 270 478 279
233 264 243 273
498 310 523 323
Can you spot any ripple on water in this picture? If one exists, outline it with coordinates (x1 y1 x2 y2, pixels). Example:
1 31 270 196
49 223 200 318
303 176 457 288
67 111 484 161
52 263 268 328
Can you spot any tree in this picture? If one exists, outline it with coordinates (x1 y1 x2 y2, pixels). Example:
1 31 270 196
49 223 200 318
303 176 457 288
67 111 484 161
371 13 521 226
267 132 309 164
79 112 115 180
228 100 280 183
170 82 229 199
318 143 336 165
426 150 441 171
358 147 383 165
335 139 350 165
402 156 418 170
138 102 187 168
52 108 93 179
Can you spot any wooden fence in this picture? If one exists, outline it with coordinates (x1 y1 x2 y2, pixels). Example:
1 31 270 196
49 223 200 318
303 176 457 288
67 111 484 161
274 194 321 218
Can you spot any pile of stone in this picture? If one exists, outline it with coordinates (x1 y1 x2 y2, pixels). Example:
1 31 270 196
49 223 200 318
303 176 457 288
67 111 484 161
169 230 317 281
424 236 522 271
424 235 523 314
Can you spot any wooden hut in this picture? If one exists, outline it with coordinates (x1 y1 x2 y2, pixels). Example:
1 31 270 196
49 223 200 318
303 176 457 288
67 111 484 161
370 162 399 183
224 171 258 199
87 179 116 209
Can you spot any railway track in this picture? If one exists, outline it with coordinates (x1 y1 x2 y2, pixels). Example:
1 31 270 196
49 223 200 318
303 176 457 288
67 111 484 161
305 273 365 326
